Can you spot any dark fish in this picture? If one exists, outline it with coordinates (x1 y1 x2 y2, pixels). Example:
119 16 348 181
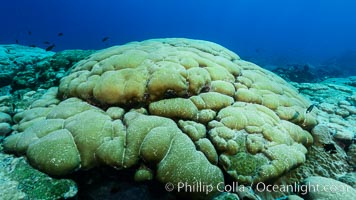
29 44 36 47
28 31 32 35
323 143 337 154
306 104 317 113
46 44 56 51
12 103 16 112
101 36 110 42
43 41 50 44
15 39 19 44
58 32 63 36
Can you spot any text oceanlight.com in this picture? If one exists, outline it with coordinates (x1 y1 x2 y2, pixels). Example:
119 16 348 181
165 182 350 195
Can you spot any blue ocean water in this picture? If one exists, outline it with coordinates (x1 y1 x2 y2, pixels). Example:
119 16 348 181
1 0 355 74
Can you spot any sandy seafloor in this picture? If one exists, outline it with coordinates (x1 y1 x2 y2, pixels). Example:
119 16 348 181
0 44 355 200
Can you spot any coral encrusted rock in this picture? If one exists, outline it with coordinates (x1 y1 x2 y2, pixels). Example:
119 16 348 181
2 38 318 198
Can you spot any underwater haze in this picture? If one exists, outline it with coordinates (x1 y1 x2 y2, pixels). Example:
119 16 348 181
1 0 356 74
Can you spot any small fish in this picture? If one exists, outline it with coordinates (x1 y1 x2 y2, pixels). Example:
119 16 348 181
101 36 110 42
12 103 16 112
28 31 32 35
43 41 50 44
306 104 317 113
323 143 337 154
15 39 19 44
58 32 63 36
29 44 36 47
45 44 56 51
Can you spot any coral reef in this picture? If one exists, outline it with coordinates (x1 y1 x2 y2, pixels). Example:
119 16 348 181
248 77 355 199
0 111 12 136
0 45 54 89
0 145 77 199
2 38 318 198
272 63 344 83
292 76 356 149
272 64 315 83
0 45 52 77
0 44 94 91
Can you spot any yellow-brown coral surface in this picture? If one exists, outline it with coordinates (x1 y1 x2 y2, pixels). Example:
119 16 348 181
3 38 318 198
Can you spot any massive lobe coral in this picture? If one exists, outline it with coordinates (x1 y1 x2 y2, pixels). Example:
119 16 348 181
3 38 317 198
